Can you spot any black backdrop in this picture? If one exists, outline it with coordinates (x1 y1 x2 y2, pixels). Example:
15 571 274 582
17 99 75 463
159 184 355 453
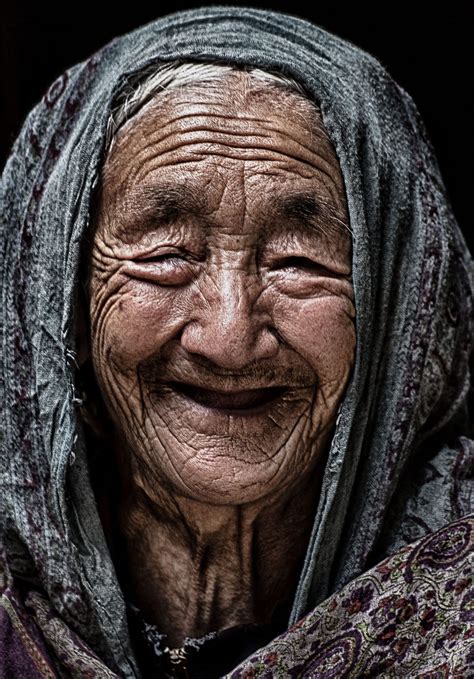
1 2 472 251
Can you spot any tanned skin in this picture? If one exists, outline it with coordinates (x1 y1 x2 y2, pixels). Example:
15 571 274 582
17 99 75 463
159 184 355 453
81 72 356 647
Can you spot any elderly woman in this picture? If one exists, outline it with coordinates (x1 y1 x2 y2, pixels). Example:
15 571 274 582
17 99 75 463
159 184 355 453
0 6 472 679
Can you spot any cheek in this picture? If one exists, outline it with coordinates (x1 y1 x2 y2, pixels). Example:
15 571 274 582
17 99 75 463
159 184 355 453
275 296 356 383
91 280 184 370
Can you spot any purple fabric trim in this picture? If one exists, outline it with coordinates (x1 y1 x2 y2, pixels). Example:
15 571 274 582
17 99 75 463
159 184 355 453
0 603 53 678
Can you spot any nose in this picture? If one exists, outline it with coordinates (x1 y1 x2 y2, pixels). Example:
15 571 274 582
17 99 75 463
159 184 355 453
180 269 279 370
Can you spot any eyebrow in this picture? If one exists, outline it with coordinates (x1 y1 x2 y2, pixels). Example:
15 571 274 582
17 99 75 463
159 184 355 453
266 192 350 241
117 184 350 241
121 184 204 233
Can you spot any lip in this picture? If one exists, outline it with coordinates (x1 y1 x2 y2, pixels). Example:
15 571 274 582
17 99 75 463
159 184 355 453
167 380 287 415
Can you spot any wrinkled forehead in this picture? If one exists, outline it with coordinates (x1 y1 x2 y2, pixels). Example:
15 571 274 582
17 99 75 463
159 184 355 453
104 69 330 167
85 69 351 262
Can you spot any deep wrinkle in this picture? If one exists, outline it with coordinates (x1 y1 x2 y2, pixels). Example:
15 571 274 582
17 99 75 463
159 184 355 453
115 182 348 243
86 72 356 646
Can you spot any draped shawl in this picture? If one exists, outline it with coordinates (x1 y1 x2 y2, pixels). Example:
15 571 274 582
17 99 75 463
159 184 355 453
1 5 472 677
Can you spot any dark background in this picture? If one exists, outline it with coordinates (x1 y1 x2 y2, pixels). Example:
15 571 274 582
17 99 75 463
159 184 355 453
1 2 472 251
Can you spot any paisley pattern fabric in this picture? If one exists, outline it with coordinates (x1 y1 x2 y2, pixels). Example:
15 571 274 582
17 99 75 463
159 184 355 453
0 5 472 678
226 516 474 678
1 517 472 677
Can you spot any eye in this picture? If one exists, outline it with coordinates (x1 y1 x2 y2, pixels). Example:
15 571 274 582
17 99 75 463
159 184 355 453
265 254 351 298
139 253 187 264
275 256 327 273
127 251 196 286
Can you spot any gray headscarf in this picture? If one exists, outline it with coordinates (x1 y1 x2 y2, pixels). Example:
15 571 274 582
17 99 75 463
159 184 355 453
1 5 472 676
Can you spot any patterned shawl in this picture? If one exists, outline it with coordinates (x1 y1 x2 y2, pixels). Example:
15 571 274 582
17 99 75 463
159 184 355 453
1 5 472 677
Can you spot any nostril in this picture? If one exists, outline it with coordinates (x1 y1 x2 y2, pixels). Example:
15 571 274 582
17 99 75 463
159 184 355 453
268 326 284 346
178 307 279 370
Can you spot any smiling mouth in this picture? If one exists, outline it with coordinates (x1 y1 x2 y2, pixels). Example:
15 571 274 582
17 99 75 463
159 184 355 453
168 381 287 413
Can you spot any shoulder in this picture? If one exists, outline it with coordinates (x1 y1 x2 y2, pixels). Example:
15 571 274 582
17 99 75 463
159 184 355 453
227 515 473 678
0 559 59 678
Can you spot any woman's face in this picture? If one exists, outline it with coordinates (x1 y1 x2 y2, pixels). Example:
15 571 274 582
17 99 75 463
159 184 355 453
87 74 356 506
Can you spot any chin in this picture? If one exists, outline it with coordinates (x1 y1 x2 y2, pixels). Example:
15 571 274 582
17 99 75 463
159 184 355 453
136 431 319 507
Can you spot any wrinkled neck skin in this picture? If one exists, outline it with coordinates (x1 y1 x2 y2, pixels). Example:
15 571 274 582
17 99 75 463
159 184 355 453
106 429 326 647
84 73 355 647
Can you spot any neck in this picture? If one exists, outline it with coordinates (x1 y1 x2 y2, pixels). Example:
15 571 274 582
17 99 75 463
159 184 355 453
96 443 322 648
